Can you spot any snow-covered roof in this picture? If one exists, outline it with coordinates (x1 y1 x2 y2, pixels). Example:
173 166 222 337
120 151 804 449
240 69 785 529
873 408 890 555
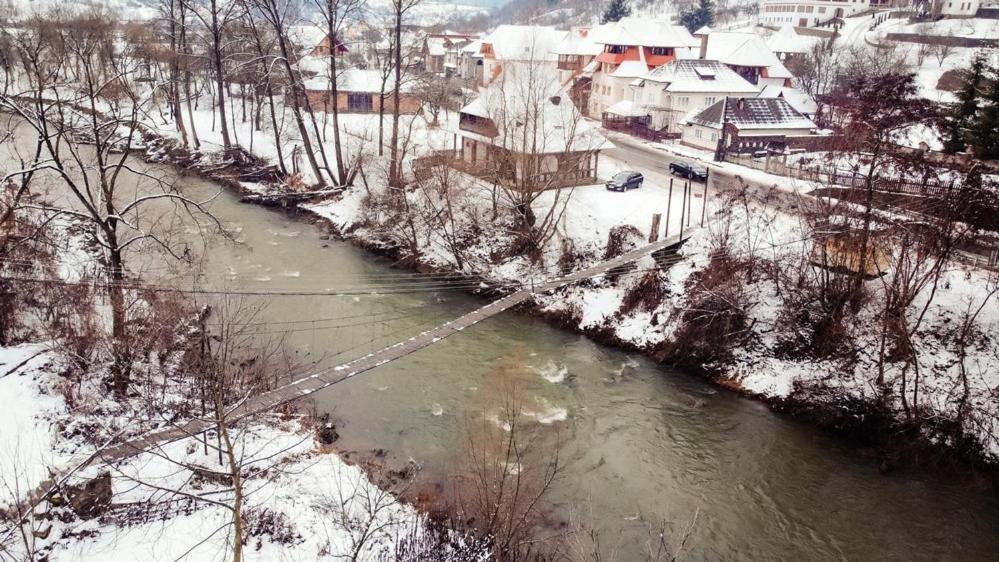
481 25 568 62
589 17 700 49
642 59 760 94
766 24 818 54
462 39 483 55
689 97 816 131
457 63 611 153
605 99 646 117
610 60 651 78
758 84 818 116
703 31 792 78
694 25 712 35
552 26 603 56
288 25 327 53
304 67 411 94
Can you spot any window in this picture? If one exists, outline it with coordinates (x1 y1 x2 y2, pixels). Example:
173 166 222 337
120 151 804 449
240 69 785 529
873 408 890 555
678 96 689 106
605 44 627 54
347 93 372 112
819 6 826 12
650 47 674 56
710 132 718 142
704 96 716 105
695 128 702 139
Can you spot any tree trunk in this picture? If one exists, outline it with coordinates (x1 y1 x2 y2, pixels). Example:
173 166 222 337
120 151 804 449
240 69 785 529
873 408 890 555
388 8 403 187
274 26 325 186
325 5 347 184
169 0 189 148
211 5 232 150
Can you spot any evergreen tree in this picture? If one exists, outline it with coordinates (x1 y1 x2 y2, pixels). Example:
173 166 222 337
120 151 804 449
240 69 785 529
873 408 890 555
680 0 716 33
943 52 985 154
600 0 631 24
969 67 999 159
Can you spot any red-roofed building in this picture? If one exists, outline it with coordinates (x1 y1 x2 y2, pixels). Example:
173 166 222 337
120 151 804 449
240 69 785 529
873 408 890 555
586 17 699 118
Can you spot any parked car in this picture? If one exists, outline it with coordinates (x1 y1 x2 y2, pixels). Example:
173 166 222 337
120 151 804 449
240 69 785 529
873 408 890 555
668 161 708 182
606 171 643 191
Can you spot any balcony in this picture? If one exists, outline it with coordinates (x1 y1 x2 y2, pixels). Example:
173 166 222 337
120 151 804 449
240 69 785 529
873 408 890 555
557 55 584 72
458 113 498 138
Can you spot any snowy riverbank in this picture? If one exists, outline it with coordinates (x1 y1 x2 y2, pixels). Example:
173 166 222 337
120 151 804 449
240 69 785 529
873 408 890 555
0 341 465 560
134 99 999 467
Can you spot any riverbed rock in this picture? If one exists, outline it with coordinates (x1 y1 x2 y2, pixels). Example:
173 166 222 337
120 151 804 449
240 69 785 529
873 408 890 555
64 471 112 519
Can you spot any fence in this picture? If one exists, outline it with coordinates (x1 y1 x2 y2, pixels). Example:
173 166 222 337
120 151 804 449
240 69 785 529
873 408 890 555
724 153 954 197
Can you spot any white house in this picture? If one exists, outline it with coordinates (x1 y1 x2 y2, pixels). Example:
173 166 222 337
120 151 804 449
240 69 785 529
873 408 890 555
552 26 604 114
630 60 760 131
700 31 794 89
681 97 817 152
459 39 484 83
477 25 567 86
760 0 871 27
937 0 981 16
453 64 611 188
587 17 700 118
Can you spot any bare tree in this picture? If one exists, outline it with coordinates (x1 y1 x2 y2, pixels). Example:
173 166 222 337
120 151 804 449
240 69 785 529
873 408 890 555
183 0 245 150
311 0 362 185
1 13 224 395
476 58 602 261
247 0 328 186
387 0 422 188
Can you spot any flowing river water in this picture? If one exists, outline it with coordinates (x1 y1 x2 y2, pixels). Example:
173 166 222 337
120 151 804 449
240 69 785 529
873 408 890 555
4 119 999 560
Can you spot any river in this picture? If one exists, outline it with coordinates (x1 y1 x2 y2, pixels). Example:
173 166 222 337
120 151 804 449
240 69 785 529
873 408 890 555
4 118 999 560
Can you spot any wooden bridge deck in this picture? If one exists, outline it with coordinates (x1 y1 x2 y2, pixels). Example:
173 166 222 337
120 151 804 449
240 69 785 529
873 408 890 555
17 232 689 513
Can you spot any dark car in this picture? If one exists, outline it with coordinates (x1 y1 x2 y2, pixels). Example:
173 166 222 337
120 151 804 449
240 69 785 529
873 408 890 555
606 171 643 191
668 161 708 182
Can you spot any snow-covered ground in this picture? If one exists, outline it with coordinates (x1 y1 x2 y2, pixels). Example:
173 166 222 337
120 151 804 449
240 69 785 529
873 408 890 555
850 15 999 103
0 341 449 560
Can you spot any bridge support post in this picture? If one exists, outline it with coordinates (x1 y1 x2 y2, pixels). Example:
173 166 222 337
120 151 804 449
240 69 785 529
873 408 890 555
649 213 661 243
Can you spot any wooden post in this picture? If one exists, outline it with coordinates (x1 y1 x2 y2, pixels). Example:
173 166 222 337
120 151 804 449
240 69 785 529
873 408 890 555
665 177 673 238
649 213 661 243
679 181 687 240
686 180 692 227
701 178 708 227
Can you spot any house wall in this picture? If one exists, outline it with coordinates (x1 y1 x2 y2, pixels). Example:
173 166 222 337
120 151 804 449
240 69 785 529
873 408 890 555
300 90 422 114
590 72 634 116
636 87 732 130
939 0 980 16
681 123 721 150
760 0 870 26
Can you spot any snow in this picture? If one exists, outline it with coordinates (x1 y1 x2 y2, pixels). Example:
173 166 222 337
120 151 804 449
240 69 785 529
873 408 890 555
644 60 760 94
481 25 567 62
589 17 700 49
702 31 792 78
0 344 69 510
766 24 820 55
50 421 431 561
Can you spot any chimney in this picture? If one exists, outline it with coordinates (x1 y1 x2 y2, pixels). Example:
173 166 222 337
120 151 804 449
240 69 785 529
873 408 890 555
699 34 707 60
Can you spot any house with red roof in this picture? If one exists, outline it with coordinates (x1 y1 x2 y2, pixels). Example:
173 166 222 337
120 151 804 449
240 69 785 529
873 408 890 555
586 17 700 118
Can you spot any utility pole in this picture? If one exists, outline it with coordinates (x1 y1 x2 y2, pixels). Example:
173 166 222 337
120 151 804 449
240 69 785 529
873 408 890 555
714 97 728 163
